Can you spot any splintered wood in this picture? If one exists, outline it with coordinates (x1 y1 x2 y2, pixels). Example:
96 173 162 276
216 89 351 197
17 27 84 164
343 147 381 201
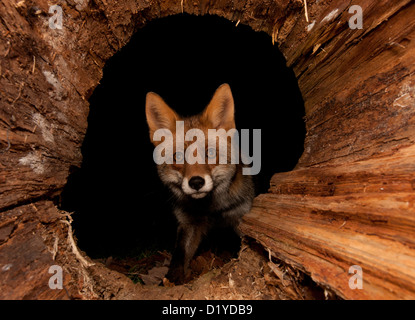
241 145 415 299
240 0 415 300
1 0 415 300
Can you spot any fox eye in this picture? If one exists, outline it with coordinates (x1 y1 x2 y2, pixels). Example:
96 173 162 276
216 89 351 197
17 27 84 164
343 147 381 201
174 152 184 162
206 148 216 159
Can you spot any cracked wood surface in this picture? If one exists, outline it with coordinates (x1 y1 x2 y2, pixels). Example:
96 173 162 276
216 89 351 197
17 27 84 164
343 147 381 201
1 0 415 299
241 144 415 299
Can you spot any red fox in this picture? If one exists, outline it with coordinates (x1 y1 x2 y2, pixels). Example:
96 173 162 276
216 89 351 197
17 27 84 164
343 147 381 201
145 83 255 284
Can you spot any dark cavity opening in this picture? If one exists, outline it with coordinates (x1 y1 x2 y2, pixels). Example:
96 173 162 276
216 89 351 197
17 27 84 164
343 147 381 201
60 14 305 281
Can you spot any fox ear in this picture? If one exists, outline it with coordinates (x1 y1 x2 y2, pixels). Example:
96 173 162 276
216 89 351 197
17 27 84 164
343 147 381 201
203 83 235 130
145 92 179 141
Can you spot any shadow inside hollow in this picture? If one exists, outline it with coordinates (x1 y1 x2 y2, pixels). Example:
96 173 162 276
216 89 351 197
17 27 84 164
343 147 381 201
60 14 305 259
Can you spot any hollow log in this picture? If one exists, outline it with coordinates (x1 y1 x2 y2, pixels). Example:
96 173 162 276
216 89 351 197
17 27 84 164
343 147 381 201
241 0 415 300
241 145 415 299
1 0 415 299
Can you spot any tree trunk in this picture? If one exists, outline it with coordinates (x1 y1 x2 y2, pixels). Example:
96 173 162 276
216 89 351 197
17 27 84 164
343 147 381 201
241 145 415 299
1 0 415 299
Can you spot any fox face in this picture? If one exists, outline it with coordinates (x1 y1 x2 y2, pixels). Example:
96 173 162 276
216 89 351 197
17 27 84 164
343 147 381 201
145 83 238 201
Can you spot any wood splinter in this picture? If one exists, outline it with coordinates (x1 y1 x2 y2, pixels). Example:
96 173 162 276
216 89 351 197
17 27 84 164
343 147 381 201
304 0 309 23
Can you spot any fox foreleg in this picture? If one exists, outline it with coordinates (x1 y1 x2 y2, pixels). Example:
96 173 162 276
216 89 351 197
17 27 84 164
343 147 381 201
166 223 206 284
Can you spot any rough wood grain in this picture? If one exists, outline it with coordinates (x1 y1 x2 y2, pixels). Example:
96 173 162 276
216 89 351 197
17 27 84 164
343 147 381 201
1 0 415 299
294 0 415 166
241 145 415 299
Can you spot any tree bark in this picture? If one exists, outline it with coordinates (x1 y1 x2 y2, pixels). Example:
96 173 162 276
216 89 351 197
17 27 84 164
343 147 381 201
241 145 415 299
1 0 415 299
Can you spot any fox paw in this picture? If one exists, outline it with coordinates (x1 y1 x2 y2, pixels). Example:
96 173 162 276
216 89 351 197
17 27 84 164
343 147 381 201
165 267 186 285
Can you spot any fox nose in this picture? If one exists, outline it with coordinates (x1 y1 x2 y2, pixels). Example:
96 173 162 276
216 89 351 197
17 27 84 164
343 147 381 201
188 176 205 191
